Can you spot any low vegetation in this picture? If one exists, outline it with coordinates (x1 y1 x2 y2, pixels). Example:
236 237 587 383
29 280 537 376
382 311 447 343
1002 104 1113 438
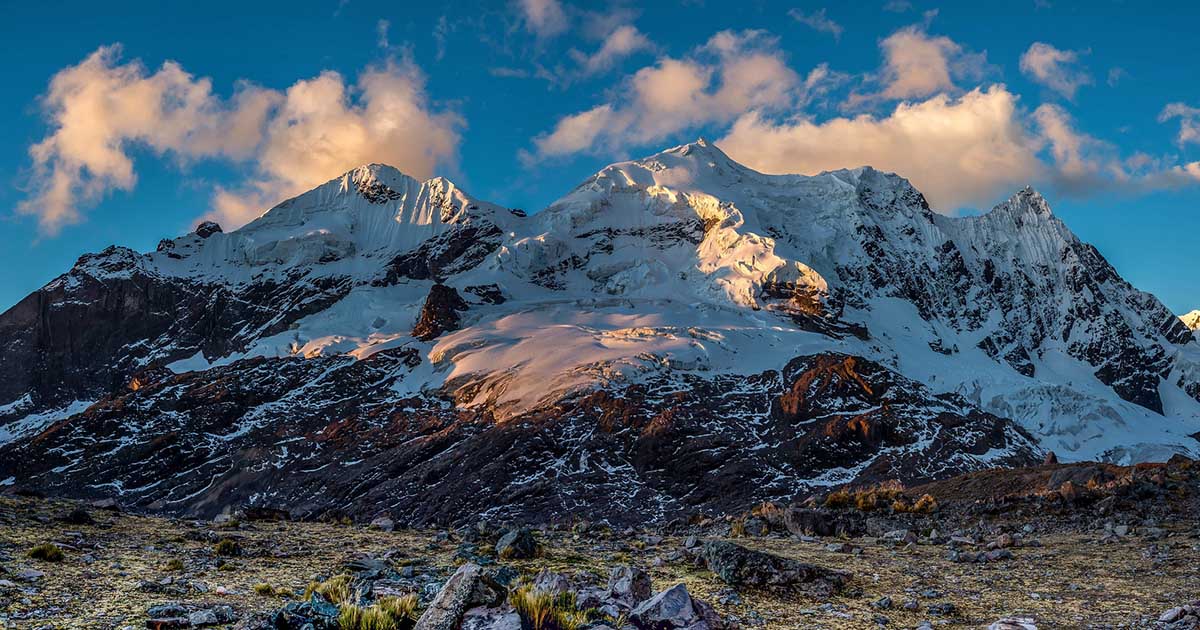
28 543 64 562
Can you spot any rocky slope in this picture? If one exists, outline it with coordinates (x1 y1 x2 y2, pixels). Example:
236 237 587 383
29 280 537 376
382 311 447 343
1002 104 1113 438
1 141 1198 525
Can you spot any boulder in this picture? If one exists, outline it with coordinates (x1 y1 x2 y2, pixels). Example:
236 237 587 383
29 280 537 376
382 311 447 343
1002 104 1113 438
988 618 1038 630
414 564 504 630
606 565 652 607
782 507 864 537
461 606 522 630
630 584 708 630
495 527 538 560
701 540 848 594
370 516 396 532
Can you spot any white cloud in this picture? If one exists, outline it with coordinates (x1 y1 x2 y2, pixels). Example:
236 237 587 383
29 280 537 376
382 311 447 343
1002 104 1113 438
718 86 1045 211
1159 102 1200 146
572 24 653 76
516 0 567 38
788 8 843 41
21 46 462 234
1019 42 1092 99
879 27 966 100
529 30 801 159
882 0 912 12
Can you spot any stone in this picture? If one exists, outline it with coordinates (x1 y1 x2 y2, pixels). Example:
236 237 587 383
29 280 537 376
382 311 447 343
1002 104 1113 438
147 603 188 618
701 540 848 593
928 602 956 615
461 606 522 630
370 516 396 532
1042 451 1058 465
145 619 189 629
630 584 704 629
414 564 504 630
607 565 652 607
187 609 219 626
495 527 538 560
61 507 94 525
872 596 893 610
989 618 1039 630
684 535 699 549
782 507 863 537
242 506 289 521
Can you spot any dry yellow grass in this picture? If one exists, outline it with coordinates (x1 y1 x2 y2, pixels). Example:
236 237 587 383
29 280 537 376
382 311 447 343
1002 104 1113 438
0 495 1194 629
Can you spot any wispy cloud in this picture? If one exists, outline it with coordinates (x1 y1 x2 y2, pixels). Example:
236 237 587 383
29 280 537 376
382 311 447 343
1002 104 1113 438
1019 42 1092 100
788 8 844 41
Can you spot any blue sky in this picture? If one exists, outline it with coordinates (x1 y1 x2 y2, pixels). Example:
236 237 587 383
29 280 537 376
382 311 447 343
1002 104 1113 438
1 0 1197 313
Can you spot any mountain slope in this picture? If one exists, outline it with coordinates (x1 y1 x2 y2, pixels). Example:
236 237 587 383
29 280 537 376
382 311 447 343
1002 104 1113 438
1 141 1198 523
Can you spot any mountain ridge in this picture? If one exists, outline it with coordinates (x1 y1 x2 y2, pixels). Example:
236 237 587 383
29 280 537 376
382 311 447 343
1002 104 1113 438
1 140 1197 523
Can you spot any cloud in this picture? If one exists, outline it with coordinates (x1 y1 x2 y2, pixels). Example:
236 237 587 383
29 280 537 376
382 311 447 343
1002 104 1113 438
528 30 802 159
376 19 390 49
1019 42 1092 99
879 26 973 100
208 60 463 227
882 0 912 12
788 8 843 41
718 86 1045 211
1106 67 1127 87
516 0 567 38
20 45 462 234
1159 102 1200 146
571 24 653 76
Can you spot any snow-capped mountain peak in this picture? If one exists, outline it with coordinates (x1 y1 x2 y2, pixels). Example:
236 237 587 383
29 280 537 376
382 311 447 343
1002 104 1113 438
2 142 1199 523
1183 310 1200 331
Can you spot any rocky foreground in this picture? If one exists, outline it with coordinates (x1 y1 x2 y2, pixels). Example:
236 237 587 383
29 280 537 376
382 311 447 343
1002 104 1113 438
1 458 1199 629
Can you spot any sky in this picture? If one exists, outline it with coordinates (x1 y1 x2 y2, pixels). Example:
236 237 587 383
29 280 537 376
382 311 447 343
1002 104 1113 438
0 0 1197 314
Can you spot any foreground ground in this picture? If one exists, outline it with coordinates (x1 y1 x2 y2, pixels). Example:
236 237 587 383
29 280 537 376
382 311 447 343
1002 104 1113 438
1 460 1198 629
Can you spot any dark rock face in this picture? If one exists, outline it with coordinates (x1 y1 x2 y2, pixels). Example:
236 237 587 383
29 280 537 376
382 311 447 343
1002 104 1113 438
0 350 1037 526
0 247 351 407
701 540 849 593
412 285 469 341
195 221 223 238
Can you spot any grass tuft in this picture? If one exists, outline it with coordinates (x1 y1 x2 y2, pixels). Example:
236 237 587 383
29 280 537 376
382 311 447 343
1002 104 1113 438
213 538 241 557
28 543 64 562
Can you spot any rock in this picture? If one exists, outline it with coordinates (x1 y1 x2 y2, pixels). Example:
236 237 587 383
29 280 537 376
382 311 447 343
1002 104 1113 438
15 569 44 582
928 602 956 615
629 584 708 629
412 284 469 341
1059 481 1079 503
1112 524 1131 537
147 603 188 618
782 507 863 537
701 540 848 594
825 542 856 553
145 619 189 629
188 609 219 626
989 618 1038 630
607 565 652 607
414 564 504 630
61 507 94 525
1042 451 1058 465
370 516 396 532
495 527 538 560
195 221 223 238
883 529 918 545
872 596 893 610
461 606 522 630
684 535 699 549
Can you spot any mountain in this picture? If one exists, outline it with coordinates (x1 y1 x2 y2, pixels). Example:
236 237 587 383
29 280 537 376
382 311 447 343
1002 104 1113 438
1184 310 1200 331
1 140 1197 525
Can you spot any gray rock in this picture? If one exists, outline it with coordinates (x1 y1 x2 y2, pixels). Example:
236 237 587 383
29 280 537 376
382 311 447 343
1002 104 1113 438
370 516 396 532
630 584 703 629
988 618 1038 630
495 528 538 560
414 564 504 630
606 566 652 607
188 609 219 626
460 606 522 630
